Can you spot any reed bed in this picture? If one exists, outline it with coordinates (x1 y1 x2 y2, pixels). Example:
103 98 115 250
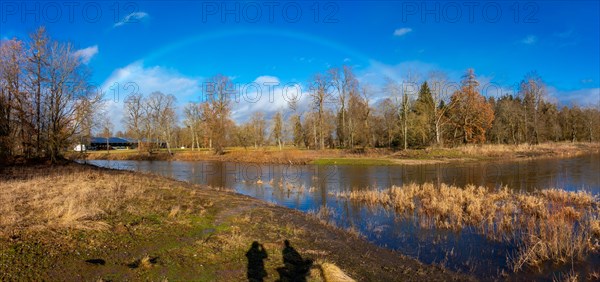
441 142 599 158
334 183 600 271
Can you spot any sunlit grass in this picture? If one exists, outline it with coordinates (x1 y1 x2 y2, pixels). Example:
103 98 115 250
70 142 600 166
0 165 207 233
334 183 600 272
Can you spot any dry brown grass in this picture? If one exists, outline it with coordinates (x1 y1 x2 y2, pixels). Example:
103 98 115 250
308 262 357 282
449 142 599 158
0 165 199 235
75 142 599 166
335 183 600 272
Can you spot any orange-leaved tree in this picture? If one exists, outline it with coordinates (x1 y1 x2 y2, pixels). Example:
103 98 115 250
448 69 495 144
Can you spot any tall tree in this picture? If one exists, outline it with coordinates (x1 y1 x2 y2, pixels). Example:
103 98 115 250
427 71 454 145
123 93 145 150
271 111 284 150
347 84 369 147
101 116 113 153
0 39 25 157
379 98 398 148
202 75 234 154
183 102 202 150
26 27 49 155
413 81 435 145
145 91 177 154
308 73 331 150
290 114 303 147
448 69 495 144
489 95 525 144
329 65 357 147
45 39 97 161
250 112 266 148
519 71 546 144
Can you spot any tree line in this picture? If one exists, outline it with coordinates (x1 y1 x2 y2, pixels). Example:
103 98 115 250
0 27 101 162
2 28 599 161
120 67 598 154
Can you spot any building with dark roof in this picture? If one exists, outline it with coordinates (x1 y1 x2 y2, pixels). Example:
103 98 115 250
84 137 167 150
89 137 135 150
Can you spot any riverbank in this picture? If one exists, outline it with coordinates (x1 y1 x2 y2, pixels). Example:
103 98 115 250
67 142 600 165
0 163 470 281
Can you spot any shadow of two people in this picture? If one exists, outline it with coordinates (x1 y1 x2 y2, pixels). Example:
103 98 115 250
246 240 313 282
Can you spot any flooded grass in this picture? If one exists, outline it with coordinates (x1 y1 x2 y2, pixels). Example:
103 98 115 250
333 183 600 273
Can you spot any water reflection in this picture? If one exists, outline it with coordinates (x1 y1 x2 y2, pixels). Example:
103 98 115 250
85 153 600 277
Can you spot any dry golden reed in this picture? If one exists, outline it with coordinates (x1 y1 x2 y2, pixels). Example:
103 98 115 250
335 183 600 271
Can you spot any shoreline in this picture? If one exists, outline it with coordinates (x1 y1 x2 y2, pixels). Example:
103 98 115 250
0 162 471 281
67 142 600 166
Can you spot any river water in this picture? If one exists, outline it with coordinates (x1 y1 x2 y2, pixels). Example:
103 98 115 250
85 153 600 279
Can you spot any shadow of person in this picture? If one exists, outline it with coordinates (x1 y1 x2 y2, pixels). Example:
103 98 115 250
276 240 313 282
246 241 268 282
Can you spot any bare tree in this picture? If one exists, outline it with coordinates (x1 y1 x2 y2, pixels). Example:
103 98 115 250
428 71 454 145
384 77 412 150
183 102 202 150
360 85 373 147
250 112 266 148
519 71 546 144
0 28 101 162
25 27 49 155
123 93 145 150
44 39 98 161
202 75 234 154
145 91 177 154
347 84 368 147
101 116 113 153
329 66 358 147
0 39 25 157
308 73 333 150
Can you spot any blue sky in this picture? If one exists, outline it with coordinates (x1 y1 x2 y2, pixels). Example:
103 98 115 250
1 1 599 129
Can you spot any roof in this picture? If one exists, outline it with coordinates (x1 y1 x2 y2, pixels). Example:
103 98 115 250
90 137 134 144
89 137 166 144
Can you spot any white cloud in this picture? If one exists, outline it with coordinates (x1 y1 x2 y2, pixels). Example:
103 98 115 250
393 28 413 37
358 60 442 87
547 87 600 106
231 76 310 122
113 12 149 28
521 35 537 45
73 45 98 64
254 76 280 85
100 61 202 131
